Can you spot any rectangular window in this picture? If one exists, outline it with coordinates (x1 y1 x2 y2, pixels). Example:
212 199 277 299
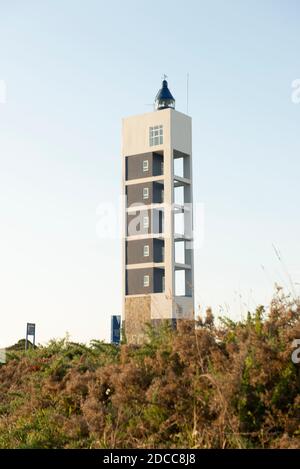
143 216 149 229
143 187 149 200
143 275 150 287
143 245 149 257
162 276 165 292
149 125 163 147
143 160 149 172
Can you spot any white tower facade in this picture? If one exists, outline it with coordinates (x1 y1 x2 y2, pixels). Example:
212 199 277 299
122 80 194 344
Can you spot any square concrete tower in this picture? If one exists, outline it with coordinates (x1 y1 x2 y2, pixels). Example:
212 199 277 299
122 79 194 344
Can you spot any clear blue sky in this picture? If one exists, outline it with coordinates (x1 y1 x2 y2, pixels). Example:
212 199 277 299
0 0 299 346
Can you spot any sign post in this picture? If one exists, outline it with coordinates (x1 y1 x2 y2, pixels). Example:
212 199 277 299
111 315 121 344
25 323 36 350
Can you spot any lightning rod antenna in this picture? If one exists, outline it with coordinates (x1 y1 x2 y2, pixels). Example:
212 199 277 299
186 73 189 115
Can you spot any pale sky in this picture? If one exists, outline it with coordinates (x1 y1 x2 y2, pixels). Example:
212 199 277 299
0 0 300 347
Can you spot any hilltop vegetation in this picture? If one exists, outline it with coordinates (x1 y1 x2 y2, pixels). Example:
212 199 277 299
0 290 299 449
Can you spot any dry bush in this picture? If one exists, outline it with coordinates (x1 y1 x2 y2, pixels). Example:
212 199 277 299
0 291 299 448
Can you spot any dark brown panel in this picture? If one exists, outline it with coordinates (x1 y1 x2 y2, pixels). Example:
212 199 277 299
126 238 164 264
126 239 154 264
126 152 163 180
126 267 165 295
127 208 164 236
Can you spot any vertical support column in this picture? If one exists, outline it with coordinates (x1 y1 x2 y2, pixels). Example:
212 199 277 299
183 156 193 299
163 145 174 306
121 148 126 323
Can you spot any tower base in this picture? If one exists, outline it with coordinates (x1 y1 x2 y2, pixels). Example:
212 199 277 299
124 296 151 345
124 294 194 344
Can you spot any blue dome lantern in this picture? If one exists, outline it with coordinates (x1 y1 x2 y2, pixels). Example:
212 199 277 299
155 78 175 110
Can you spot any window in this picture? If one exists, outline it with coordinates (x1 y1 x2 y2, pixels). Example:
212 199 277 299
149 125 163 146
143 275 150 287
143 160 149 172
143 187 149 200
143 216 149 229
162 276 165 292
143 245 149 257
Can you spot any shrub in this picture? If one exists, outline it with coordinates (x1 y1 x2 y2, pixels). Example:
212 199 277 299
0 292 299 448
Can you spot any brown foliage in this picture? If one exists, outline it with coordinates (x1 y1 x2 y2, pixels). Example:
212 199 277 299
0 292 299 448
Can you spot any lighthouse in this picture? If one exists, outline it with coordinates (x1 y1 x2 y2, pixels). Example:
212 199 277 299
122 79 194 343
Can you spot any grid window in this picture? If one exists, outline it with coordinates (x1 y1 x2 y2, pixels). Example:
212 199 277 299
143 187 149 200
149 125 163 147
143 245 149 257
143 216 149 229
143 275 150 287
143 160 149 172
